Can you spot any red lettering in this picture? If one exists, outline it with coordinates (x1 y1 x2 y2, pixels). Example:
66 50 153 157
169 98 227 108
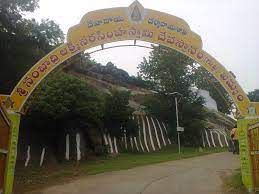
107 32 113 38
68 43 79 53
220 73 228 81
197 52 203 59
50 55 59 64
175 40 184 48
32 71 39 78
79 38 88 46
237 95 244 101
16 88 28 96
96 31 105 41
23 76 33 87
188 47 196 55
128 27 136 36
60 48 68 56
89 34 96 42
38 62 49 72
158 32 166 41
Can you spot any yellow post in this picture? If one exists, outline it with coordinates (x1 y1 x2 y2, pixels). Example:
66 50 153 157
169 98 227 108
3 112 20 194
0 103 11 194
238 117 259 192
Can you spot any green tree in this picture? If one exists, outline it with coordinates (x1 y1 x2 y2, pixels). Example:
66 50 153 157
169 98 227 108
138 46 207 146
138 45 194 97
103 90 137 138
248 89 259 102
142 93 207 146
25 73 104 130
0 0 64 93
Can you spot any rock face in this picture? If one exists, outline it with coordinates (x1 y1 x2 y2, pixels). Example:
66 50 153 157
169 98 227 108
15 64 235 168
16 111 231 168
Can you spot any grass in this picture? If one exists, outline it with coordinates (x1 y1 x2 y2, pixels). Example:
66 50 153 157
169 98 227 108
14 145 226 193
223 168 248 194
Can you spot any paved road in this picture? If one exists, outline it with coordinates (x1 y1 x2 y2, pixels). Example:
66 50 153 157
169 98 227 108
31 152 240 194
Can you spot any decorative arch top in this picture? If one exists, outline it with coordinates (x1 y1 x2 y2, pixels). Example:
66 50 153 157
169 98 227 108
67 0 202 49
3 1 258 117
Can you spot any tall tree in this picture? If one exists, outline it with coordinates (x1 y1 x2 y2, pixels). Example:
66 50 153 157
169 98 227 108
138 45 194 97
25 72 104 130
0 0 64 93
138 46 207 146
103 90 137 138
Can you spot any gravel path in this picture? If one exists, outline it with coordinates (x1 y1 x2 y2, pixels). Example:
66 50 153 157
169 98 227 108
29 152 240 194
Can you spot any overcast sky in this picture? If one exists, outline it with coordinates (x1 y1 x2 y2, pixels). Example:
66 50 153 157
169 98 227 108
27 0 259 92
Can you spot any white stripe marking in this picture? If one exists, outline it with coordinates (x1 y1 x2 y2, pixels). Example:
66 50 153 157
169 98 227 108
76 133 81 161
135 115 145 152
25 145 30 167
151 117 161 149
40 147 45 166
146 116 156 151
156 118 166 146
162 122 172 144
210 131 216 147
108 133 114 153
205 130 211 147
65 134 70 160
141 115 150 152
134 137 139 152
114 136 118 153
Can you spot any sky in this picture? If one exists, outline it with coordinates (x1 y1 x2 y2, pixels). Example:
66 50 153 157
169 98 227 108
27 0 259 92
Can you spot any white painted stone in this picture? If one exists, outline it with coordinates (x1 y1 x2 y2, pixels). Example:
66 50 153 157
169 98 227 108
40 147 45 166
223 134 229 147
162 122 172 144
150 117 161 149
156 118 166 146
136 115 145 152
130 137 134 150
124 132 128 150
108 133 114 153
76 133 81 161
65 134 70 160
215 127 229 147
216 131 223 147
134 137 139 152
141 115 150 152
205 130 211 147
25 145 30 167
210 130 216 147
103 134 108 145
146 116 156 151
114 136 118 153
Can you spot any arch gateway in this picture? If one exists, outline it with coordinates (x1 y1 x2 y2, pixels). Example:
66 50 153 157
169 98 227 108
0 1 258 193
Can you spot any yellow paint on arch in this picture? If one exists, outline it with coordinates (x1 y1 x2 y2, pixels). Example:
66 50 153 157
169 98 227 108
6 1 255 116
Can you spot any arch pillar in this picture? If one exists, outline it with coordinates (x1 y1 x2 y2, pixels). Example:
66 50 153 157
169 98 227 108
3 112 21 194
238 117 259 192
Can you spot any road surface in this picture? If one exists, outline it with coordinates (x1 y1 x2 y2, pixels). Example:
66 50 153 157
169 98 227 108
30 152 239 194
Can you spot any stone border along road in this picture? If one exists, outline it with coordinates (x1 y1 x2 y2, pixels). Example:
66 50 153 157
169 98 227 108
29 152 240 194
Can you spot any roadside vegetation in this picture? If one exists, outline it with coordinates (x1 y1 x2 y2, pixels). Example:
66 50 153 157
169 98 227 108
223 169 248 194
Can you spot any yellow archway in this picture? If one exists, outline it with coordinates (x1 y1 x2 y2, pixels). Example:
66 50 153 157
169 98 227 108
3 1 258 116
1 1 259 193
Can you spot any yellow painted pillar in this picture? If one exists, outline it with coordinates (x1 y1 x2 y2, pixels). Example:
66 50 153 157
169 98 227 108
238 117 259 192
3 112 21 194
